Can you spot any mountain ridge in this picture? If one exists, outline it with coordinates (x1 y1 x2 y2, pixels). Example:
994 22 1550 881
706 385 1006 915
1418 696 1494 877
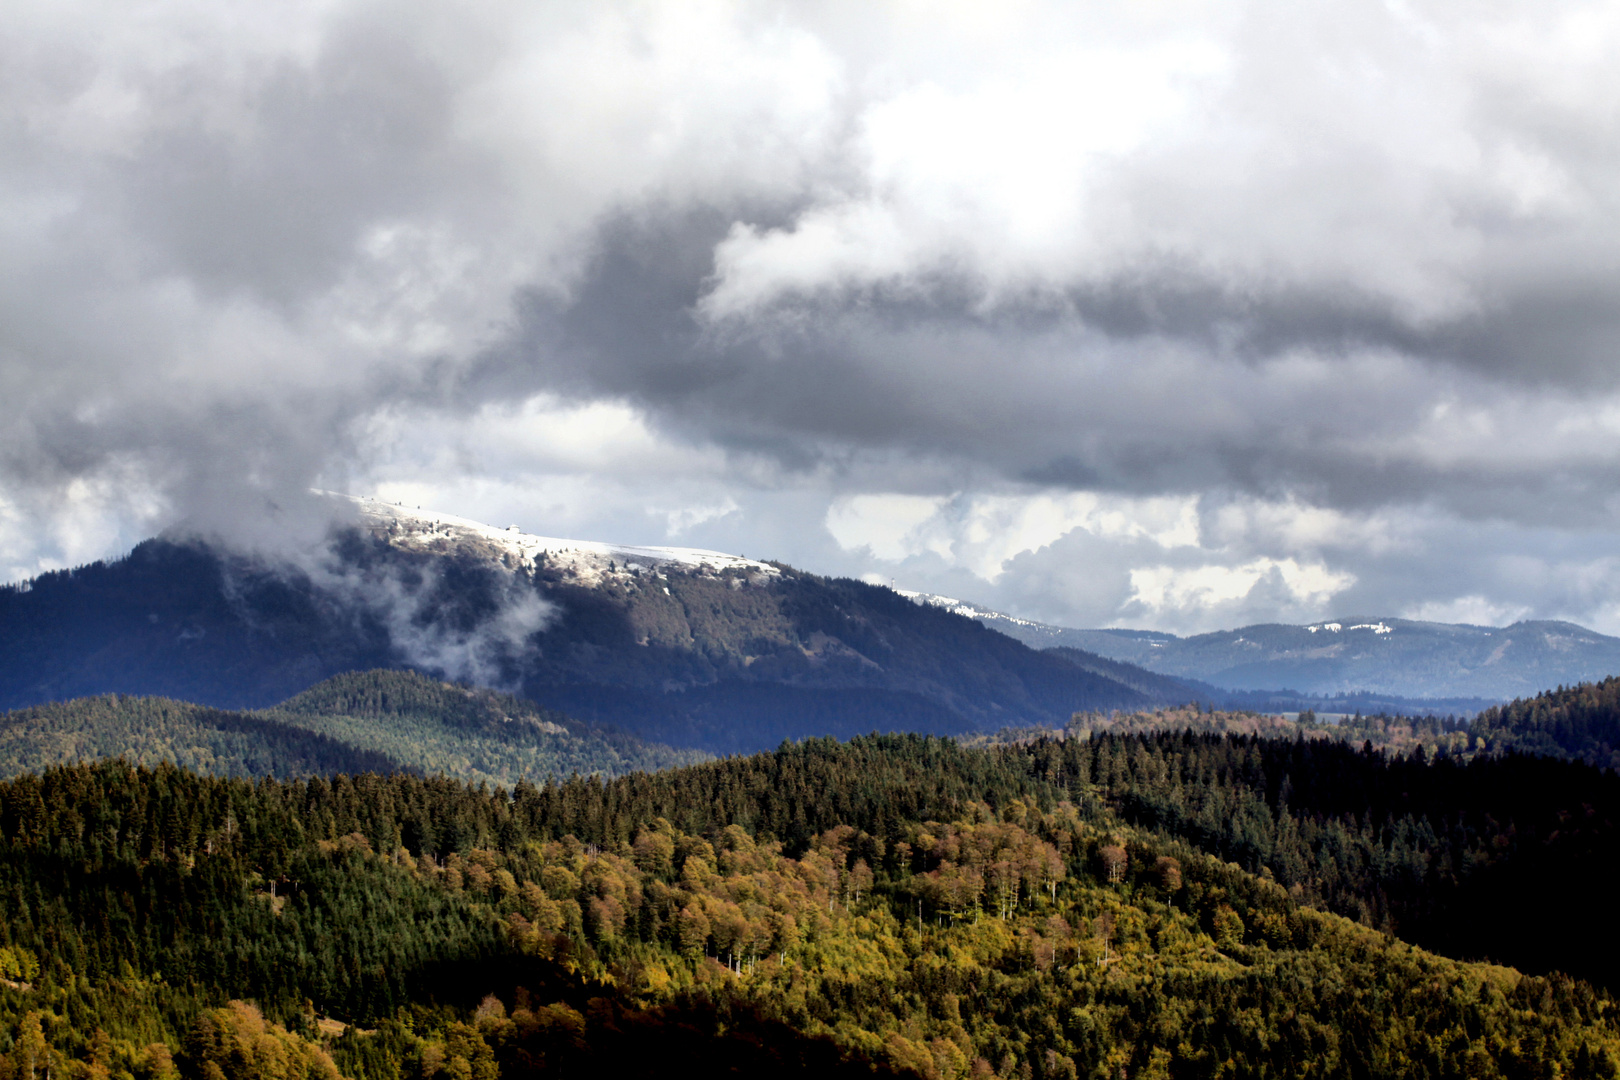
0 501 1190 751
905 590 1620 702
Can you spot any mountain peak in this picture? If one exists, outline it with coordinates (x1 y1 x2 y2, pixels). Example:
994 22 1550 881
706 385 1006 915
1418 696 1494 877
345 495 783 589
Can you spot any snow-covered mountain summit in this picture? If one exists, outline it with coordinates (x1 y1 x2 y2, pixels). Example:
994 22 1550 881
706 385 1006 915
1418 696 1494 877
897 590 1101 646
898 589 1024 623
346 495 781 589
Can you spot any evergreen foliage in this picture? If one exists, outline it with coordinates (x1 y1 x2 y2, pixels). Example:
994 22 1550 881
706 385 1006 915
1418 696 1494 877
0 732 1614 1078
1069 730 1620 990
0 671 706 786
1475 677 1620 769
266 670 707 785
0 695 401 779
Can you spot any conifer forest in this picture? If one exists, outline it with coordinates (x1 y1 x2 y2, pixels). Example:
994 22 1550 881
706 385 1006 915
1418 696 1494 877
0 671 1615 1078
12 3 1620 1077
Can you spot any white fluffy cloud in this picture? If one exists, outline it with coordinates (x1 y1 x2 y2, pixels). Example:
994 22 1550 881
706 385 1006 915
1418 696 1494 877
1127 559 1356 619
827 491 1200 582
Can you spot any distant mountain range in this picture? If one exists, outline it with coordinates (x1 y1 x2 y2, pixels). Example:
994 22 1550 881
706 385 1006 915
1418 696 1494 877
8 497 1618 752
907 592 1620 702
0 499 1195 752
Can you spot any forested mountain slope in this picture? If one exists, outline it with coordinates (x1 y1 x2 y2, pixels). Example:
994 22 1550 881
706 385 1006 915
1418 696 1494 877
1081 730 1620 989
1044 675 1620 774
524 566 1157 752
0 539 398 710
1473 675 1620 768
267 670 708 783
0 695 401 780
0 734 1616 1078
995 702 1476 763
0 500 1187 751
0 670 704 785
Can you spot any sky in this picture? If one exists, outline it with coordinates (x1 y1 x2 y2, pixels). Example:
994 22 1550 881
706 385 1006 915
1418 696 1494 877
7 0 1620 635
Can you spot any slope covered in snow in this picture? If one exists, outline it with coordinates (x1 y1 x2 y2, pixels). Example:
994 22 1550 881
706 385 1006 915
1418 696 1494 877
351 496 781 588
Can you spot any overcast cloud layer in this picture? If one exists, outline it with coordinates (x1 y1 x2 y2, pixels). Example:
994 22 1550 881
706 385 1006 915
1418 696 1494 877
7 0 1620 634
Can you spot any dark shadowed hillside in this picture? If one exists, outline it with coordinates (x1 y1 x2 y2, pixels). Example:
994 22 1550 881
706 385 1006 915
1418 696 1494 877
0 505 1190 751
0 539 398 710
0 670 705 784
521 568 1164 750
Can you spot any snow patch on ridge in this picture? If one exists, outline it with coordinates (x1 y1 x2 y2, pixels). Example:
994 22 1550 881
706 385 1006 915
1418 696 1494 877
342 494 782 588
897 589 1044 628
1307 621 1392 634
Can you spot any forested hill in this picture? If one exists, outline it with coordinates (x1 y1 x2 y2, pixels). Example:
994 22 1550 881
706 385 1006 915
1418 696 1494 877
1084 730 1620 990
264 671 709 784
0 695 402 779
0 539 399 710
0 518 1185 751
0 670 705 785
1473 676 1620 768
0 733 1618 1078
276 670 569 728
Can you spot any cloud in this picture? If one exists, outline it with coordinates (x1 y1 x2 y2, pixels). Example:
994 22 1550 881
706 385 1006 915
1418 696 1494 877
6 0 1620 638
0 459 167 581
0 0 846 554
300 544 555 691
825 494 952 563
826 490 1200 581
1402 595 1533 628
1126 559 1356 621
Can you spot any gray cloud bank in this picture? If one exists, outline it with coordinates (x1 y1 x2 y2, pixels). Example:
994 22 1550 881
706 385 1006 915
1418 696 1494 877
6 1 1620 634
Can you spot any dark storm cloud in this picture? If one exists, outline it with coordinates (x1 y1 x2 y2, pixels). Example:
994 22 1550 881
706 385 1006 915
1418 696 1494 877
118 27 463 306
8 0 1620 631
0 2 475 556
1 1 847 554
487 209 1620 529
